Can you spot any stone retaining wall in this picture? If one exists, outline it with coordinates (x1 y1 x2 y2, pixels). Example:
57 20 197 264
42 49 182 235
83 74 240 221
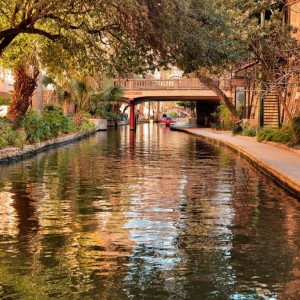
0 131 94 164
90 118 107 131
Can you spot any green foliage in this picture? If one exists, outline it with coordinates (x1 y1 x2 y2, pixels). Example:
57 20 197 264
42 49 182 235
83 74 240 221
176 101 196 110
168 111 178 118
231 123 243 135
21 110 52 143
0 135 7 149
0 105 96 150
42 109 71 138
43 76 96 116
90 102 115 121
89 84 125 122
257 126 293 144
101 110 116 122
0 117 26 149
211 103 232 130
44 103 64 112
21 109 73 143
79 115 95 133
240 122 257 137
98 84 124 102
0 96 11 105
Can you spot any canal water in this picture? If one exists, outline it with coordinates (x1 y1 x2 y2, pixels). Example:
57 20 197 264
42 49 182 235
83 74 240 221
0 124 299 299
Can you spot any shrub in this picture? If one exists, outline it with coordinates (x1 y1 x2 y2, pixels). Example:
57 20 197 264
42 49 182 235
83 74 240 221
21 110 51 143
211 103 232 130
42 109 70 137
0 135 8 149
79 115 95 133
44 103 63 112
0 117 26 149
89 103 115 120
257 126 293 144
4 129 27 148
240 122 257 137
231 123 242 135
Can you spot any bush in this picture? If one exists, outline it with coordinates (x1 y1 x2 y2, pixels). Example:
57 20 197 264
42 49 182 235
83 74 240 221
79 115 95 133
231 123 242 135
257 126 293 144
21 110 51 143
0 117 26 149
0 108 94 150
42 109 70 137
240 122 257 137
21 109 74 143
0 135 8 149
89 103 115 120
211 103 232 130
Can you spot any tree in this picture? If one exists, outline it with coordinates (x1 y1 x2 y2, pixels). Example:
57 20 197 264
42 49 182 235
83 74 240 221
0 0 161 122
43 75 96 126
119 0 243 120
176 101 196 117
227 0 299 125
97 84 125 127
6 60 39 124
121 0 299 125
0 1 119 56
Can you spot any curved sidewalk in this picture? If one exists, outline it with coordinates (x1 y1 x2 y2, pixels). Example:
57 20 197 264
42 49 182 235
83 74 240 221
173 128 300 199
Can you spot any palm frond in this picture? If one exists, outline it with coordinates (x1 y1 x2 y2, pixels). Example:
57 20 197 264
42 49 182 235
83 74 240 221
42 75 56 87
100 84 124 102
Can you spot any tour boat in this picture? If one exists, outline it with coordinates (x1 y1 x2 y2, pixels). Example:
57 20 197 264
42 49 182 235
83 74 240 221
160 118 176 126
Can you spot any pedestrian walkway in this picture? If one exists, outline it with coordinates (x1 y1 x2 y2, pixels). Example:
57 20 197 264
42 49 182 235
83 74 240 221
173 127 300 199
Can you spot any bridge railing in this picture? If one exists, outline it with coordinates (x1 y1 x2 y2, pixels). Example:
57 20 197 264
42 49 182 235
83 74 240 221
114 78 220 90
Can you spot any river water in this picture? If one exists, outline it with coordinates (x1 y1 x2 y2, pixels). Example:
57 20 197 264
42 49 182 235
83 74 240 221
0 124 299 299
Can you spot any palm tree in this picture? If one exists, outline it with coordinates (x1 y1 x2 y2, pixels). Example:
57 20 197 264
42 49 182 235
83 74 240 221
97 84 124 127
69 78 94 126
43 76 95 126
42 75 72 109
6 62 39 124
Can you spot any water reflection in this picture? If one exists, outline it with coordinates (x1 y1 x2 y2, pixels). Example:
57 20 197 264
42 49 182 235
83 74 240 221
0 124 299 299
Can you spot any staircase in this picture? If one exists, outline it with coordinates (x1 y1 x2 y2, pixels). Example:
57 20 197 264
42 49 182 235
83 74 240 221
263 93 280 127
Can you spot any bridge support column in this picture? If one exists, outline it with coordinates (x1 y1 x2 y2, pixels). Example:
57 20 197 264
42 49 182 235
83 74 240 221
129 99 135 130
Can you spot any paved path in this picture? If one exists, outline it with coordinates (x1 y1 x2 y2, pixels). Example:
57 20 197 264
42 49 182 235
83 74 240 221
173 128 300 198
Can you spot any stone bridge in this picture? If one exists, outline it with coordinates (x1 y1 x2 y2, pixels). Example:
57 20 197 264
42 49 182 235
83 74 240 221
114 78 233 129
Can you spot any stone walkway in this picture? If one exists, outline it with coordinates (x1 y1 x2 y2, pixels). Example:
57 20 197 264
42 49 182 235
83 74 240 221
173 127 300 199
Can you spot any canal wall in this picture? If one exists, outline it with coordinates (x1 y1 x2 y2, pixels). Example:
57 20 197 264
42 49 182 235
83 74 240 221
172 127 300 199
90 118 107 130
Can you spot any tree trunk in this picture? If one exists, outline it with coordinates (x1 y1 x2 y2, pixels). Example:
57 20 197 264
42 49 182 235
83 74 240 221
198 76 240 121
113 103 120 128
276 87 293 126
75 111 84 126
6 63 39 125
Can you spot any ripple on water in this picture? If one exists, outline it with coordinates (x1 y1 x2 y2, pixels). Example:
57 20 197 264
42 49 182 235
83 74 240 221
0 124 299 299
